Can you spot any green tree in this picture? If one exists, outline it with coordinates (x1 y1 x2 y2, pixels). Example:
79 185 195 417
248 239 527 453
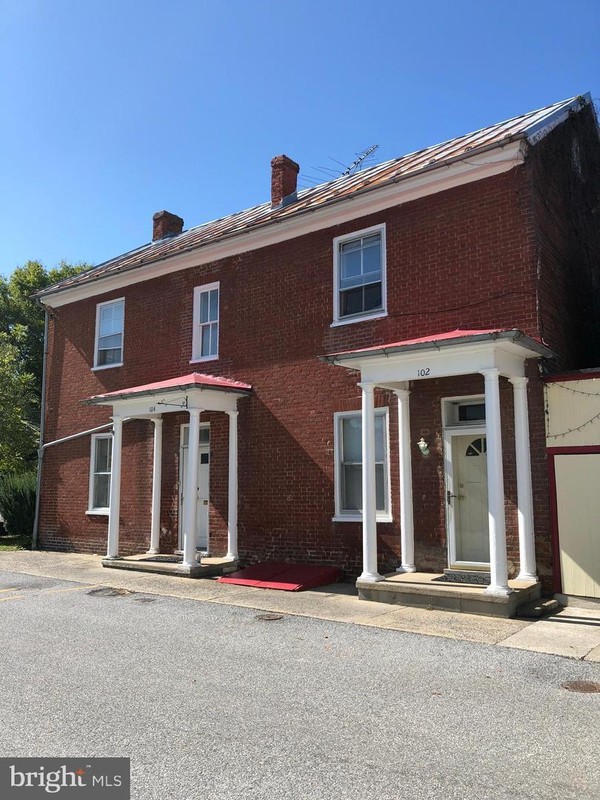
0 260 90 472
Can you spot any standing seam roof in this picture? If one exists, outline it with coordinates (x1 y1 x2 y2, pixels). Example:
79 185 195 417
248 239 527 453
37 95 590 298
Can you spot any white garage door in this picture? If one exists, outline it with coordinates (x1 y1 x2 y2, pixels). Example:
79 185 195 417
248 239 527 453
555 453 600 599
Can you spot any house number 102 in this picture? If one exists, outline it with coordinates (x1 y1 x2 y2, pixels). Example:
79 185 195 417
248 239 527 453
416 368 431 377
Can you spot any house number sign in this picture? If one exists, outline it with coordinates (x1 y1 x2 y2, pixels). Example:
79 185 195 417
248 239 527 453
416 368 431 377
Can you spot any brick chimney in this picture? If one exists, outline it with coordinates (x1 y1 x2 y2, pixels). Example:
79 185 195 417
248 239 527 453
152 210 184 241
271 154 300 207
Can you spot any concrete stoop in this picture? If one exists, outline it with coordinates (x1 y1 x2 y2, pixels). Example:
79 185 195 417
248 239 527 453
356 571 541 618
101 554 239 579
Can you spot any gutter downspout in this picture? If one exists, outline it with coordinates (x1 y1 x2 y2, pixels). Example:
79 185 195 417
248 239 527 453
32 305 49 550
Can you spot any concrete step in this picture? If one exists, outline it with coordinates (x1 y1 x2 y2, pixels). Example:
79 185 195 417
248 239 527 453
515 598 562 619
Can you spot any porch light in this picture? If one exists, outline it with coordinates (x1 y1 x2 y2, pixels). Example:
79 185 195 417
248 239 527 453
417 437 430 457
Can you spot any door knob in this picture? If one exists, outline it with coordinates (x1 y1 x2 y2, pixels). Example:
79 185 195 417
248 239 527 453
447 490 465 503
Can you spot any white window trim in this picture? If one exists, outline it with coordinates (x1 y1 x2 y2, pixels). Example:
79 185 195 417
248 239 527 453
333 407 392 523
331 223 387 326
93 297 125 370
86 432 112 516
191 281 220 363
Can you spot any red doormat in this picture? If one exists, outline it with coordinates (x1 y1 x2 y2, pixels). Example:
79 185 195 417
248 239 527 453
217 561 342 591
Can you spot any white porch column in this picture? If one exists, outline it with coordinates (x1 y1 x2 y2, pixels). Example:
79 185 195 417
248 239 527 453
359 382 382 581
183 408 202 568
106 416 123 559
148 417 163 555
481 369 510 595
510 377 537 581
395 389 416 573
226 409 239 560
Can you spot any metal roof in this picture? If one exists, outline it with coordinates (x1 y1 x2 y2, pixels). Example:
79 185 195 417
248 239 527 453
322 329 554 363
39 94 591 300
85 372 252 404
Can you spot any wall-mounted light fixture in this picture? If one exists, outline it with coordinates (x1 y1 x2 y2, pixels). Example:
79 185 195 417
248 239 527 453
417 437 430 457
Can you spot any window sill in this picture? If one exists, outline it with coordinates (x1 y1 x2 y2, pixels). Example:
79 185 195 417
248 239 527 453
92 363 123 372
330 311 387 328
86 509 109 517
332 514 393 524
190 356 219 364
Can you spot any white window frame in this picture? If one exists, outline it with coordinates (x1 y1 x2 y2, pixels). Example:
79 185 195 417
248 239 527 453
331 223 387 326
333 407 392 522
87 433 112 516
442 395 486 428
93 297 125 370
191 281 220 363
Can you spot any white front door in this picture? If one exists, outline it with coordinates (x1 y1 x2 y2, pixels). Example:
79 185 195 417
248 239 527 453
448 433 490 565
179 424 210 552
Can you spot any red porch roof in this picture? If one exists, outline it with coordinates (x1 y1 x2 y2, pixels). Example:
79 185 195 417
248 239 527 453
324 328 553 362
86 372 252 403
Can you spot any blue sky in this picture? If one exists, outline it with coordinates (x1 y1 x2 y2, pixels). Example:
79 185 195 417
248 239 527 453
0 0 598 277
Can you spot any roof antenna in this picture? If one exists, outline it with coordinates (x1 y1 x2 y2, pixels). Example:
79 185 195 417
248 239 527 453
299 144 380 188
341 144 379 176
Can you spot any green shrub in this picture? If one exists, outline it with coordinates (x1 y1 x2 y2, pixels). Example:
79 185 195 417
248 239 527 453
0 472 37 539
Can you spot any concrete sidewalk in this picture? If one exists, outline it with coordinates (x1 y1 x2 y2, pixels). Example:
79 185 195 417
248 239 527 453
2 550 600 662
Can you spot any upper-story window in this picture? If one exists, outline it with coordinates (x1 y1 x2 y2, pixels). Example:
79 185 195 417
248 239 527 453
192 282 219 362
333 224 386 325
94 298 124 369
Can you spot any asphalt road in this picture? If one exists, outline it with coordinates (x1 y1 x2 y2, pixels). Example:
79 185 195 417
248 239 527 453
0 571 599 800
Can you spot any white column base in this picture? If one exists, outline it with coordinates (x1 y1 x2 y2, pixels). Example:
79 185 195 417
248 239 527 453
146 548 159 555
485 584 513 597
516 571 538 582
359 571 385 582
395 564 417 574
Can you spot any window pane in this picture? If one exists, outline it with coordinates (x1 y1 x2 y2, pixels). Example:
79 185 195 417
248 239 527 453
362 240 381 275
342 416 362 462
209 322 218 356
375 416 385 462
201 325 211 357
98 347 122 366
342 465 362 511
199 291 209 324
340 248 362 281
340 239 361 253
99 303 123 336
95 438 110 472
93 474 110 509
362 234 381 247
182 427 189 447
209 289 219 322
363 282 382 312
98 333 122 350
199 428 210 444
375 464 385 511
458 403 486 422
340 286 364 317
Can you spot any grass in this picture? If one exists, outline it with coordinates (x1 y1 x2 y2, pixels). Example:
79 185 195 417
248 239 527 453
0 534 31 551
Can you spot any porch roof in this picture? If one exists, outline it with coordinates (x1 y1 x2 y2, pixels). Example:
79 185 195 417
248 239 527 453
85 372 252 405
322 328 554 365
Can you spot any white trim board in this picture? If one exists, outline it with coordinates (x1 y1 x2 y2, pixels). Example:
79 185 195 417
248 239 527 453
42 142 526 308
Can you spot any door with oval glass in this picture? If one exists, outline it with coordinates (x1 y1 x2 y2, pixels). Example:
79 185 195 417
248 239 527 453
178 423 210 553
449 433 490 564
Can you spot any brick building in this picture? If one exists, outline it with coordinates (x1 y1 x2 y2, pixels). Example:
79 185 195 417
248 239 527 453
34 95 600 611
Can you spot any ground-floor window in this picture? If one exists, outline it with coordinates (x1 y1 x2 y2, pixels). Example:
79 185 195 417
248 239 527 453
333 408 391 521
88 433 112 514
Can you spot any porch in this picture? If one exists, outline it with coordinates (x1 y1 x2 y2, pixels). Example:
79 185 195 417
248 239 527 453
101 552 239 578
324 328 554 617
357 571 540 618
85 372 252 570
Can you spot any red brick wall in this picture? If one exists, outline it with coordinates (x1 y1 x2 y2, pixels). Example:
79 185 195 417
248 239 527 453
40 166 556 580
